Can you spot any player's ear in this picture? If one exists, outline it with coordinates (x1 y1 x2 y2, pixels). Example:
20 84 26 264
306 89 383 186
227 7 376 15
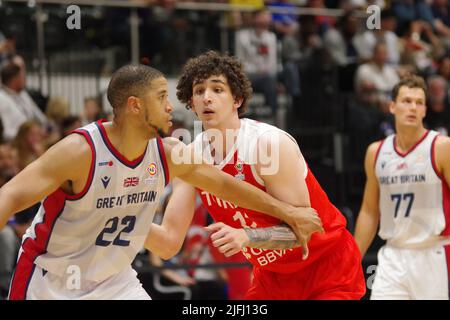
127 96 141 114
389 100 395 115
233 97 243 111
188 99 198 116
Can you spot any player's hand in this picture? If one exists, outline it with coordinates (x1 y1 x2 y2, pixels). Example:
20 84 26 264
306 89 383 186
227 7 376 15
205 222 248 257
286 207 324 260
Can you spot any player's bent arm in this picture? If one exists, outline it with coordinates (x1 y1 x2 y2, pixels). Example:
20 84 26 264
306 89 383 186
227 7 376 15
0 134 91 230
207 134 322 258
253 133 317 247
435 136 450 189
354 141 382 258
163 138 302 226
144 179 197 260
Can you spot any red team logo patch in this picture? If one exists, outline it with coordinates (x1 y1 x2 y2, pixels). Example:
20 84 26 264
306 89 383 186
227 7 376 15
235 159 243 172
123 177 139 187
234 159 245 180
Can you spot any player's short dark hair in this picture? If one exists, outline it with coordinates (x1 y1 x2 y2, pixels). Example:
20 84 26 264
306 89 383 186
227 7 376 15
176 51 252 117
107 64 164 113
391 75 427 102
1 61 21 86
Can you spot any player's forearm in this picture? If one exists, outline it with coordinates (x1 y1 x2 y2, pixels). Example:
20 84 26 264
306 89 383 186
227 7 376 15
145 224 180 260
244 223 300 250
354 211 379 257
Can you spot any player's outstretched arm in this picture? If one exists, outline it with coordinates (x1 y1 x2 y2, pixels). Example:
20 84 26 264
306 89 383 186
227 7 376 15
354 141 382 257
0 134 91 231
144 179 197 260
163 137 322 237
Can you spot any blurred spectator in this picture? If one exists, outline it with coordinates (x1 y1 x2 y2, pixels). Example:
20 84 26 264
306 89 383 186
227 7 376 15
347 81 394 163
432 0 450 50
45 97 71 145
280 30 302 99
308 0 336 35
269 0 299 38
354 9 400 66
61 115 83 138
341 0 386 10
235 8 279 115
0 31 16 65
0 203 39 300
0 55 48 141
228 0 265 33
437 55 450 81
297 14 324 61
354 42 400 100
323 10 362 67
392 0 435 32
424 74 450 135
82 96 105 125
0 142 19 187
398 20 445 74
12 121 46 171
280 13 325 99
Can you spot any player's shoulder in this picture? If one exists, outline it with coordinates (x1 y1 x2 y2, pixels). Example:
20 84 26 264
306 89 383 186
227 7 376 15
36 132 93 174
161 136 182 148
434 135 450 166
364 140 386 168
56 132 92 155
434 134 450 149
367 140 384 156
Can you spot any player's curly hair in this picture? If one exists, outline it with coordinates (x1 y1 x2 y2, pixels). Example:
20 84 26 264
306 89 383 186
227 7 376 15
176 51 252 116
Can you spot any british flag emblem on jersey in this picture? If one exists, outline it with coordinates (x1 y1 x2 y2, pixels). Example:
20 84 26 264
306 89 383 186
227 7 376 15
123 177 139 187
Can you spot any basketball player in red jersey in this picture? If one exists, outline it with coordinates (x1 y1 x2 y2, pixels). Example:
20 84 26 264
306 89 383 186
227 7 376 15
145 51 366 299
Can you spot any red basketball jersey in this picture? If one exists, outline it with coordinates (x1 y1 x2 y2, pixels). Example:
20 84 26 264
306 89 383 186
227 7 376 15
196 118 347 273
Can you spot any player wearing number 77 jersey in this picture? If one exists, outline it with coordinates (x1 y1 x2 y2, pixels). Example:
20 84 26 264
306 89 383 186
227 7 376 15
354 75 450 299
0 64 322 300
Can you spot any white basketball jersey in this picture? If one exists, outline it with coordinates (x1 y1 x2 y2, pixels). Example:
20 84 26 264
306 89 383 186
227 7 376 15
375 130 450 248
19 121 169 282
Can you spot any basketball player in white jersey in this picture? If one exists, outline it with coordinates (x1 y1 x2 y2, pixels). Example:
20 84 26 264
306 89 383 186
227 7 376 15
354 75 450 299
0 64 322 300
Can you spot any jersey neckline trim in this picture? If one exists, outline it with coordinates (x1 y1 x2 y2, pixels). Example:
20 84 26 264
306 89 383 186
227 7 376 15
156 137 170 186
95 120 147 168
393 130 430 158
